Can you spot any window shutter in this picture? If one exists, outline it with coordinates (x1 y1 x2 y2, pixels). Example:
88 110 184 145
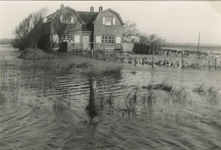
71 16 74 24
113 17 115 25
103 17 105 24
74 35 80 43
60 15 63 22
116 37 121 44
96 36 101 43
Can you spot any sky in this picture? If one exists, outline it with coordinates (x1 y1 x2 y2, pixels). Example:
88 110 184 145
0 1 221 45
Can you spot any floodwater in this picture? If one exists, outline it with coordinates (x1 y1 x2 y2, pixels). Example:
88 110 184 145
161 45 221 54
0 45 221 150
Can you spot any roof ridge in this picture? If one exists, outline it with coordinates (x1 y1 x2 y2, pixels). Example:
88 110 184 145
77 11 99 13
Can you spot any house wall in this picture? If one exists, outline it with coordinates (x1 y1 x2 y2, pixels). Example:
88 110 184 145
93 11 123 50
71 31 91 52
44 23 51 35
44 8 85 49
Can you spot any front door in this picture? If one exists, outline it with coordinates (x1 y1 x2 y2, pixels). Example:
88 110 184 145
82 36 90 50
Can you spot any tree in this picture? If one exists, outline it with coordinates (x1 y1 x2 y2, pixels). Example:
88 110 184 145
13 14 32 50
138 33 166 51
123 20 139 42
29 8 48 48
139 32 148 44
51 9 81 50
13 7 48 50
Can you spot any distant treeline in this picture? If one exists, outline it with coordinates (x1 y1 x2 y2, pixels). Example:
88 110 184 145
0 39 14 44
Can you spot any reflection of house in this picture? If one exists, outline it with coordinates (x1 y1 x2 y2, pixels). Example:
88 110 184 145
44 4 124 52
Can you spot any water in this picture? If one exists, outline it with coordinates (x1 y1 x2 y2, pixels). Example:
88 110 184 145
162 45 221 54
0 45 221 150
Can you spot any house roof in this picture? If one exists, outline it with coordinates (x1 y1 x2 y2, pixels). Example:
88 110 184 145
76 11 98 24
98 8 125 25
46 6 124 30
47 6 98 24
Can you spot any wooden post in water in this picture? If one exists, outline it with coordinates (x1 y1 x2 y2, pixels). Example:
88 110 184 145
89 78 97 107
86 78 98 120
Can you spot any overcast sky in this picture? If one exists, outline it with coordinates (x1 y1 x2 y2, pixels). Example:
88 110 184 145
0 1 221 45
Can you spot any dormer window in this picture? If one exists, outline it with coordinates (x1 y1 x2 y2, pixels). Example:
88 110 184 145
103 17 115 26
60 15 74 24
105 17 112 26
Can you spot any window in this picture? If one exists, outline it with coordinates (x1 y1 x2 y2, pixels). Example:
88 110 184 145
67 34 73 39
105 17 112 26
102 35 115 44
61 34 73 41
103 17 115 26
52 34 59 43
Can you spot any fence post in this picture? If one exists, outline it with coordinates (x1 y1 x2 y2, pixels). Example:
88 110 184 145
208 52 211 69
215 57 217 70
152 46 154 68
96 49 99 59
181 51 184 68
81 43 83 56
86 48 88 57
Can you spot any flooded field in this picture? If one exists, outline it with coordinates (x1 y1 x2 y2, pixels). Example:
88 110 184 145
0 46 221 150
162 45 221 54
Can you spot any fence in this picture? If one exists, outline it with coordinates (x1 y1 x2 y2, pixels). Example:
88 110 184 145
133 43 150 54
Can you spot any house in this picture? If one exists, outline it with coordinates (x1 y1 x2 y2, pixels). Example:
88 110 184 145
44 4 124 52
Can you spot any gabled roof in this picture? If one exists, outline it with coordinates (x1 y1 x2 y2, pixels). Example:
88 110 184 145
76 11 98 24
96 8 125 25
46 6 98 25
46 6 84 24
45 6 124 29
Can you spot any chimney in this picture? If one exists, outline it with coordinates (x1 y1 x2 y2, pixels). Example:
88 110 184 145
99 6 103 12
60 4 64 9
90 6 94 12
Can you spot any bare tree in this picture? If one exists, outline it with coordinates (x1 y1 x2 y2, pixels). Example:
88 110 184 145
13 14 32 49
139 33 165 51
51 9 81 49
29 8 48 48
13 7 48 50
123 20 139 41
139 32 148 44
